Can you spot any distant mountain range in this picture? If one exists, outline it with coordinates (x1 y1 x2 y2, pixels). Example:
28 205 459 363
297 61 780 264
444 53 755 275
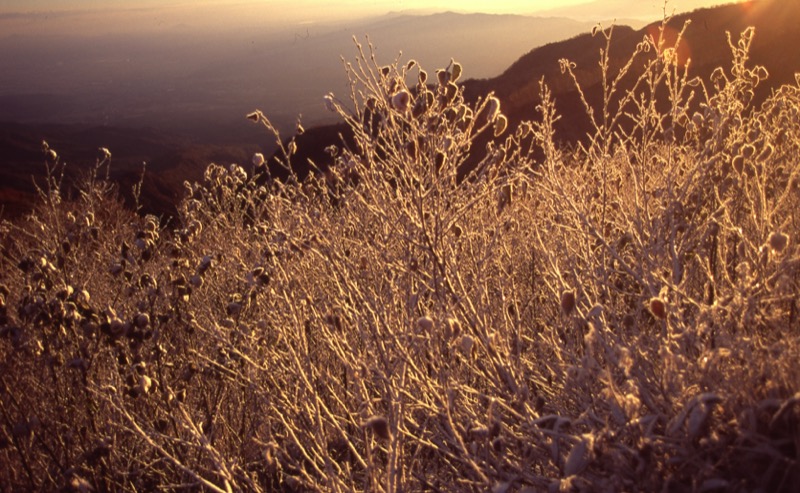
0 12 600 133
0 10 600 220
1 0 796 220
464 0 800 142
280 0 800 181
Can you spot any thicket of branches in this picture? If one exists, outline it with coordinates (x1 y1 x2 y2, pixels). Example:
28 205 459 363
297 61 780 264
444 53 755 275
1 19 799 492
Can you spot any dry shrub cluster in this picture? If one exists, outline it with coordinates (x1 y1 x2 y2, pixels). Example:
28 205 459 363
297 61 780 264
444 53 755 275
1 20 799 493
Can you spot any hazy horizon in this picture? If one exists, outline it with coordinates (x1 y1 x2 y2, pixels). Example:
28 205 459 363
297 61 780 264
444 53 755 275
0 0 749 140
0 0 745 36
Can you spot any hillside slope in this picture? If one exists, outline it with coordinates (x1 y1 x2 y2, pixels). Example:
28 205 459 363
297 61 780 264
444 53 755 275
277 0 800 179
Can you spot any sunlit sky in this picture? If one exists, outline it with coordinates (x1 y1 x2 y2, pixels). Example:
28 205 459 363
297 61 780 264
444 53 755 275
0 0 744 22
3 1 595 15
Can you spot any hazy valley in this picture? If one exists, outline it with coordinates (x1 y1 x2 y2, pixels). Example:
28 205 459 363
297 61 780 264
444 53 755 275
1 2 798 221
0 10 605 217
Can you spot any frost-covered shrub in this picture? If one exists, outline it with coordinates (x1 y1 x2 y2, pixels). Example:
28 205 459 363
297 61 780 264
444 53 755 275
1 19 798 493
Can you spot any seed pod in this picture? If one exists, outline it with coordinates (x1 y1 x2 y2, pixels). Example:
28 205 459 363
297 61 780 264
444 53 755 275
226 302 243 317
198 255 213 274
425 90 435 107
494 115 508 137
564 435 590 476
138 375 153 395
769 231 789 254
560 291 576 315
364 415 390 440
416 316 434 333
391 90 411 112
587 304 604 318
445 81 458 103
451 61 463 82
436 69 449 86
459 334 475 356
134 313 150 328
109 319 126 337
323 94 336 113
649 297 667 320
189 275 203 289
485 96 501 121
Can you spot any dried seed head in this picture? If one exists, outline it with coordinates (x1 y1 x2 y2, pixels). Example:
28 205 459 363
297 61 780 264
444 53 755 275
451 61 463 82
769 231 789 254
364 415 390 440
323 94 336 112
459 334 475 356
391 89 411 112
560 290 576 315
436 69 449 86
189 275 203 288
198 255 213 274
587 304 604 319
416 316 434 333
227 302 243 317
69 475 93 493
493 114 508 137
138 375 152 395
57 285 74 300
485 96 501 122
134 313 150 328
109 319 126 337
649 297 667 320
445 81 458 103
564 435 591 476
252 153 265 167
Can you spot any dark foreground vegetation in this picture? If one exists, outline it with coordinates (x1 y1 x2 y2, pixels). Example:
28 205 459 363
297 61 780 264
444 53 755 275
1 15 799 492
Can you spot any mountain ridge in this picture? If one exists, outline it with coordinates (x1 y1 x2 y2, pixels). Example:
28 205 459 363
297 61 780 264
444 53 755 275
276 0 799 181
2 0 796 219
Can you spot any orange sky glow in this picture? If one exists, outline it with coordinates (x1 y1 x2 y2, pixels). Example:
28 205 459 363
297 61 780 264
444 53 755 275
0 1 751 37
